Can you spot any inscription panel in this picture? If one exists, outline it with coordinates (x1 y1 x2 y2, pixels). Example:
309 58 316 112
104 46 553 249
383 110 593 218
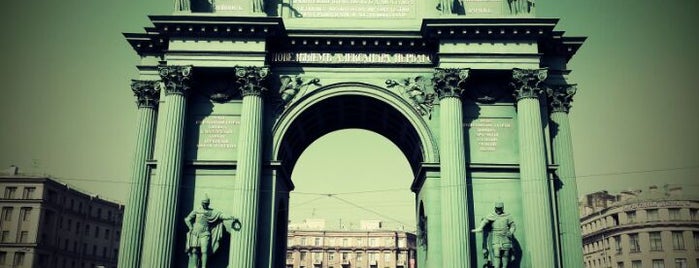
465 117 518 163
288 0 417 18
186 115 241 161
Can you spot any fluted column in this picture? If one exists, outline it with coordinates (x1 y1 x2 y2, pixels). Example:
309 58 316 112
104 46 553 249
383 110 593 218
117 80 160 268
228 66 269 268
547 84 584 268
512 68 556 267
140 65 192 268
433 68 471 268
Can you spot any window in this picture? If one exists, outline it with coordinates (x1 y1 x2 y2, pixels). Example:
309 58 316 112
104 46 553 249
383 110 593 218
650 232 663 251
384 252 391 261
343 238 349 247
342 252 350 261
675 258 687 268
652 259 665 268
614 236 622 254
627 211 636 223
672 231 685 250
1 231 10 242
327 252 334 261
19 231 28 243
13 252 24 266
357 238 363 247
629 233 641 253
286 252 293 260
85 224 90 235
691 209 698 221
314 237 321 246
20 207 32 221
76 222 81 234
102 247 107 257
370 238 377 247
105 229 110 240
300 237 306 246
356 252 363 261
22 187 35 199
631 260 642 268
694 232 699 250
1 207 12 221
92 245 97 255
0 251 6 265
617 262 624 268
95 226 100 238
4 187 17 199
647 209 659 222
669 208 681 221
300 251 307 261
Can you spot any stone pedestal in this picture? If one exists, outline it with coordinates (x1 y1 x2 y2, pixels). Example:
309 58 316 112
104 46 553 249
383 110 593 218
117 80 160 268
434 68 472 268
228 66 269 267
140 66 192 268
548 85 584 268
512 68 556 267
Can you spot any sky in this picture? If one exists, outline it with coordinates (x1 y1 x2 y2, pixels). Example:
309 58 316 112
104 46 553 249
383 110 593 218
1 0 698 231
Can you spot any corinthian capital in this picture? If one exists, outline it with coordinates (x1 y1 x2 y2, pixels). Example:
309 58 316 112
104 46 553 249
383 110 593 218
511 68 548 100
235 66 270 97
546 84 577 113
158 65 193 96
131 80 160 109
433 68 470 100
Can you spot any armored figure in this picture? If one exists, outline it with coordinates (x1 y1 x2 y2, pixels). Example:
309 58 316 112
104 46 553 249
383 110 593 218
472 202 516 268
184 195 240 268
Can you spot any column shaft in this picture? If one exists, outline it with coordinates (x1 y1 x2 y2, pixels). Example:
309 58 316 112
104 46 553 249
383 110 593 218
229 94 264 267
118 107 156 268
141 93 186 268
551 111 584 267
517 97 556 267
440 97 471 268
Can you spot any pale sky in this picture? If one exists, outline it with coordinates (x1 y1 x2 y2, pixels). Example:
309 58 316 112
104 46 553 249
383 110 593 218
1 0 698 230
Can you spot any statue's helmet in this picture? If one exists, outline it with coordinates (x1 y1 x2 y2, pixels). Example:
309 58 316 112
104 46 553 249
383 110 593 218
494 202 504 208
202 194 211 204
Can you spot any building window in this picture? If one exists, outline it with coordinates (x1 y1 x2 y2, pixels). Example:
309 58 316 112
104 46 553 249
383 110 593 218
19 231 28 243
105 229 110 240
652 259 665 268
694 232 699 250
0 251 5 265
674 258 687 268
342 252 350 261
647 209 659 222
300 251 307 261
95 226 100 238
627 211 636 223
691 209 698 221
343 238 349 247
13 252 24 266
286 252 293 261
617 262 624 268
650 232 663 251
357 238 363 247
614 236 622 254
1 231 10 242
300 237 306 246
85 224 90 235
3 187 17 199
1 207 12 221
672 231 685 250
314 237 321 246
631 260 642 268
327 252 334 261
629 233 641 253
356 252 363 262
22 187 35 199
669 208 681 221
370 238 377 247
384 252 391 262
20 207 32 221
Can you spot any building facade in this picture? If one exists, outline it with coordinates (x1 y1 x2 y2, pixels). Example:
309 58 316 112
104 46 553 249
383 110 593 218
0 169 124 268
286 229 416 268
120 0 587 267
580 186 699 268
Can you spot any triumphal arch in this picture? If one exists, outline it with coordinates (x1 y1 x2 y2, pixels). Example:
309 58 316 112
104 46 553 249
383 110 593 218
119 0 585 267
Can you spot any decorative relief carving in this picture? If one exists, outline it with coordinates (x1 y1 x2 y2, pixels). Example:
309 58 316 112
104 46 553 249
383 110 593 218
433 68 470 100
511 68 547 101
386 76 436 117
131 80 160 109
159 65 193 96
279 75 321 105
546 84 577 113
234 66 270 97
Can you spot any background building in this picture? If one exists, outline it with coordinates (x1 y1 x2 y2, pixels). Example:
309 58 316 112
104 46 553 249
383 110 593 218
286 219 416 268
580 185 699 268
0 167 123 268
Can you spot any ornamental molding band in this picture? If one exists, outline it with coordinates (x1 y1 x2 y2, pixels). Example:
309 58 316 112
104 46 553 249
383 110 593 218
279 75 321 107
511 68 548 101
386 76 436 118
433 68 470 100
131 80 160 109
235 66 270 97
546 84 577 113
158 65 193 96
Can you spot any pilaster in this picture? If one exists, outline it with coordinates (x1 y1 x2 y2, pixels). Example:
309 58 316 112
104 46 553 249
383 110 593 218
433 68 471 268
117 80 160 268
547 84 584 268
512 68 556 267
229 66 269 267
140 65 192 268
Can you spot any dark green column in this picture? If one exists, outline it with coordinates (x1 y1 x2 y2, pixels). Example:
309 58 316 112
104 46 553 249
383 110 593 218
547 84 584 268
117 80 159 268
433 68 471 268
512 68 556 267
140 65 192 268
228 66 269 267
